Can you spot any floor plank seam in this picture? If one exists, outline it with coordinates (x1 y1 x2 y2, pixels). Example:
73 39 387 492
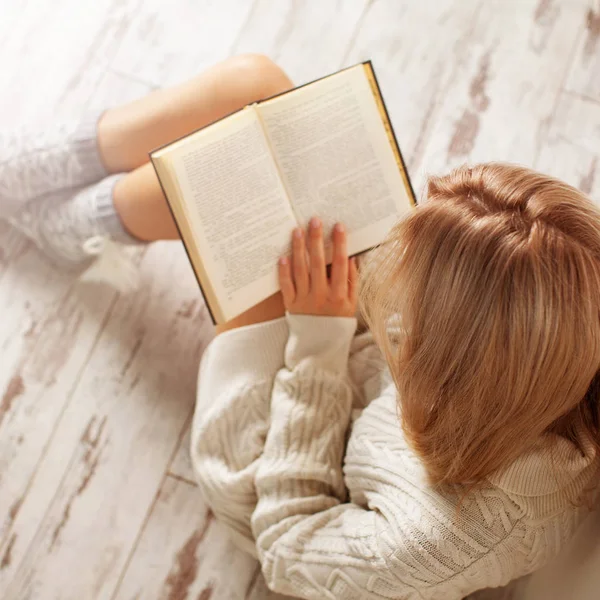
166 472 198 488
533 16 586 166
562 88 600 106
109 407 196 599
0 289 121 585
229 0 259 56
243 564 262 599
338 0 374 68
108 68 161 92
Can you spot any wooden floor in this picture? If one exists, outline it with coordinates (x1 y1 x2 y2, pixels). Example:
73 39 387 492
1 0 599 598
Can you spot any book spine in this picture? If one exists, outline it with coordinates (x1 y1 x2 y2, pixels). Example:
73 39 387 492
364 61 418 205
149 156 218 325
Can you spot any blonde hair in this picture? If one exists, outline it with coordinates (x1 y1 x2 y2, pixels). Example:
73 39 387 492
361 163 600 486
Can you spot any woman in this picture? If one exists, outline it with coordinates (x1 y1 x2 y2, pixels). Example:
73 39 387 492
3 55 599 599
191 161 600 600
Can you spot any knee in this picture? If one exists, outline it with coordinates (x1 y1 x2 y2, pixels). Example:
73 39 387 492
225 54 293 99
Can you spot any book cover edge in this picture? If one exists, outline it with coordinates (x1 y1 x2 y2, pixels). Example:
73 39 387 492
148 62 367 158
365 60 418 205
149 155 219 325
148 60 417 322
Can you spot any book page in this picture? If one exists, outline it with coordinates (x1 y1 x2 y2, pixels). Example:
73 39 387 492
258 65 413 256
167 109 297 320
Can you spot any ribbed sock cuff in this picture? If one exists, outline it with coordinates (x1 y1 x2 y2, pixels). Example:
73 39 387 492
72 110 108 184
93 173 141 245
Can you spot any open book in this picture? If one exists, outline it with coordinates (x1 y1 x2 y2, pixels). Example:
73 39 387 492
151 62 416 324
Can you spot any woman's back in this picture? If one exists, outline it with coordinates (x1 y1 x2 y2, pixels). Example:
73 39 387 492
192 326 599 599
192 163 600 599
344 334 599 598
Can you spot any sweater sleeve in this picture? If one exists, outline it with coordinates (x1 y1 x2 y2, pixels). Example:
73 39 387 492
250 317 563 600
251 314 407 599
191 317 289 555
190 314 360 557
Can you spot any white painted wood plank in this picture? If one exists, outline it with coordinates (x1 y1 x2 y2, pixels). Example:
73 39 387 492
168 421 197 484
0 3 148 590
110 0 255 87
114 475 257 600
0 45 208 594
245 568 295 600
0 0 595 598
3 242 213 600
0 246 116 544
340 0 490 190
535 91 600 201
0 72 155 593
345 0 589 192
0 0 141 125
565 1 600 102
231 0 369 85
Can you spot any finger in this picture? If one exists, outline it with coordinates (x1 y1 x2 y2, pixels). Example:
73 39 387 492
348 257 359 304
330 223 349 298
279 256 295 306
308 217 327 295
292 227 309 297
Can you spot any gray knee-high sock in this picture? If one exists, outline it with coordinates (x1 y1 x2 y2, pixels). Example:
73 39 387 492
0 111 107 219
9 174 141 270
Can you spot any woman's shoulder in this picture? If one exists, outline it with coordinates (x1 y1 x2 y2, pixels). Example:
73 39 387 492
345 387 600 590
348 383 599 503
486 429 599 499
346 385 599 546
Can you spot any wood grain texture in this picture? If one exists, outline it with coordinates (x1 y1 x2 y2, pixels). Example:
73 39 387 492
345 0 591 192
340 0 487 190
231 0 369 85
0 0 141 124
0 252 116 565
535 91 600 200
110 0 255 87
0 3 147 591
168 421 197 484
1 0 599 598
565 0 600 101
3 243 213 600
113 475 257 600
0 57 154 599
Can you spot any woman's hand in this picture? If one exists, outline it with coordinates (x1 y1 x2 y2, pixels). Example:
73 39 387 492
278 217 358 318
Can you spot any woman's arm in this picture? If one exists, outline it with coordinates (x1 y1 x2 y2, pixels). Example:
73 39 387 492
251 313 388 598
191 317 288 554
191 217 356 553
250 219 527 600
249 315 425 599
251 218 390 596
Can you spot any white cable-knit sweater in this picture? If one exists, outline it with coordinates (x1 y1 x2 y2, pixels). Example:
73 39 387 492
191 314 599 600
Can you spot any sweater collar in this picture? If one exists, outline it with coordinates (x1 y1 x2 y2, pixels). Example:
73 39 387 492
487 429 598 497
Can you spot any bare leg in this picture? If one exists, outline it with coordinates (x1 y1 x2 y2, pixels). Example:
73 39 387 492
111 163 180 241
215 294 285 335
100 55 292 330
98 54 293 173
101 54 293 241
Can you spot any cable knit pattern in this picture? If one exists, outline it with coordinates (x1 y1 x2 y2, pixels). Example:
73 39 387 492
9 174 138 268
0 111 106 218
191 315 600 600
